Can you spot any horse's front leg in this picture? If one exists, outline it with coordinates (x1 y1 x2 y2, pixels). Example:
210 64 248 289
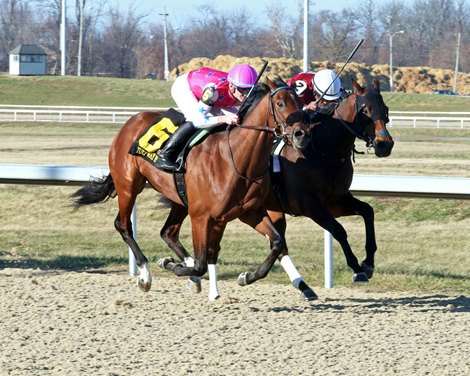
330 193 376 279
268 210 318 301
340 195 376 279
307 197 368 283
205 220 226 300
237 207 286 286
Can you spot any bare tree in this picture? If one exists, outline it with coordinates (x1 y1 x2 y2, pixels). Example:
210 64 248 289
0 0 36 70
97 6 146 77
263 1 303 58
311 9 357 62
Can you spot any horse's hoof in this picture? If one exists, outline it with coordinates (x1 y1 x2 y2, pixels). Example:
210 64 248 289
361 261 375 279
187 276 202 294
157 257 174 270
353 272 369 283
237 272 249 286
137 279 151 292
301 288 318 301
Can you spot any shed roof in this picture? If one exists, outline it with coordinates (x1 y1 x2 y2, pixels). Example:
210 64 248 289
9 44 46 55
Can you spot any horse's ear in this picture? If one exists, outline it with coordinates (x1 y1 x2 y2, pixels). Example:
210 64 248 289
372 79 381 93
266 76 276 91
351 79 363 94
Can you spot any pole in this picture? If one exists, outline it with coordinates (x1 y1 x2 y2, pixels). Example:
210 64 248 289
453 32 461 93
60 0 67 76
160 8 169 80
303 0 309 72
389 30 404 92
324 230 333 288
77 0 84 76
389 33 393 92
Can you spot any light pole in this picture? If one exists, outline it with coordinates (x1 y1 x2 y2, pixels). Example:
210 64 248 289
159 8 169 80
389 30 404 92
453 32 461 93
303 0 309 72
77 0 84 76
60 0 67 75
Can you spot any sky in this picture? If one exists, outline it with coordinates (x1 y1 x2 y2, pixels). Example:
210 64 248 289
114 0 410 28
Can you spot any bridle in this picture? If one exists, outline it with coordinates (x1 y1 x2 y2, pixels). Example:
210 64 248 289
228 85 298 181
235 85 296 136
334 92 377 149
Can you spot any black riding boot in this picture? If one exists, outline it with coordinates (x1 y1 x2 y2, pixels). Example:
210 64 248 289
155 122 197 172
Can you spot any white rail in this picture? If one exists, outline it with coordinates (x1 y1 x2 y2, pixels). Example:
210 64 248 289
1 164 469 287
0 105 470 128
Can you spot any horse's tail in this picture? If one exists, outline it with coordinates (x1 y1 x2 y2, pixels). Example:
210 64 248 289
70 173 116 210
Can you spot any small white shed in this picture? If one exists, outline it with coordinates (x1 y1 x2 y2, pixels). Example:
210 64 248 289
9 44 47 76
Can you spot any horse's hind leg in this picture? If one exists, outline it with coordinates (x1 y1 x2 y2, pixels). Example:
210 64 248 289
268 210 318 301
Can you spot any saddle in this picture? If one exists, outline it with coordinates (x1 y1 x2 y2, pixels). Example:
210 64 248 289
129 108 213 206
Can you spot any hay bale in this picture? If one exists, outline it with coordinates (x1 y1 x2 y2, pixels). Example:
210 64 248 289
169 56 470 94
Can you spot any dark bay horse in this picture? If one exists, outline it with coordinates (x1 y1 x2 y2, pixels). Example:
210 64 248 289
157 79 394 300
264 79 394 298
71 77 307 299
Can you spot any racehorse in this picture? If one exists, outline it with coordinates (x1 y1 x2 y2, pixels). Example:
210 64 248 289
71 77 308 299
157 79 394 300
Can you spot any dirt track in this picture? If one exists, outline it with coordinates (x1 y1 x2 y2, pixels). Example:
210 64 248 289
1 267 468 375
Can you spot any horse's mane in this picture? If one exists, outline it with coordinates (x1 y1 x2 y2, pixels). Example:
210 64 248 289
238 76 289 123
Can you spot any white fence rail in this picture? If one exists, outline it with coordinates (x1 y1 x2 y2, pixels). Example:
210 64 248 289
1 164 469 288
0 105 168 123
1 105 470 128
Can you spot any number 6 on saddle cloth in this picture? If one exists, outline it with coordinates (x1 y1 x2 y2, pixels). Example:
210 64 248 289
128 108 207 168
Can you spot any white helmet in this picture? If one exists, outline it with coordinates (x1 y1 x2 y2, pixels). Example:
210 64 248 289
312 69 342 101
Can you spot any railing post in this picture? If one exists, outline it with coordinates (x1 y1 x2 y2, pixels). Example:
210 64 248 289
324 230 334 288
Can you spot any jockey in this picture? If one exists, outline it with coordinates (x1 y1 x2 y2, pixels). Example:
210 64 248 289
287 69 345 116
155 63 258 172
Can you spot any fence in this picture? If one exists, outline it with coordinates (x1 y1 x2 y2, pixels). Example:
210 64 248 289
1 164 469 288
1 105 470 128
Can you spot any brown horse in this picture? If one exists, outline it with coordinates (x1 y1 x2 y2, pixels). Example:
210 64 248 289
71 77 307 299
157 79 394 300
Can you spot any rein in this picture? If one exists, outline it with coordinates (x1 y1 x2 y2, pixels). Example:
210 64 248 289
334 95 374 148
227 85 295 181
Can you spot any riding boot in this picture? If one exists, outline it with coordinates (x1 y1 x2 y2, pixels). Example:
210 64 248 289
155 122 197 172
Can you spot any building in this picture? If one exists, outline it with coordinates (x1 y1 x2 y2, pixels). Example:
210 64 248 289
9 44 47 76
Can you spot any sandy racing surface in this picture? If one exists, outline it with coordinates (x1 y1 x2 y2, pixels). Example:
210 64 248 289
1 267 468 375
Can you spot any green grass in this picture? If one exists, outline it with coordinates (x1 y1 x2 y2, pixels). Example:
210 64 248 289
0 76 469 294
0 74 469 111
382 92 470 112
0 75 175 107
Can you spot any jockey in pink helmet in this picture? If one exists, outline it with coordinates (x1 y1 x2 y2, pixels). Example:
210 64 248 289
155 63 258 172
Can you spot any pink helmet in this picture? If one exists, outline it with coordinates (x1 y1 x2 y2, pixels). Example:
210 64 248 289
227 64 257 88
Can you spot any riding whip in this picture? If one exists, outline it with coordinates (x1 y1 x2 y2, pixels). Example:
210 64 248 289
315 38 364 103
237 60 269 115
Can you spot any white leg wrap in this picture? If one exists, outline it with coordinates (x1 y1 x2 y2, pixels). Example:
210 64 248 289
280 255 303 288
208 264 220 301
184 257 195 268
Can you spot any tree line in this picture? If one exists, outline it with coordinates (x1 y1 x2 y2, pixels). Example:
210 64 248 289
0 0 468 78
